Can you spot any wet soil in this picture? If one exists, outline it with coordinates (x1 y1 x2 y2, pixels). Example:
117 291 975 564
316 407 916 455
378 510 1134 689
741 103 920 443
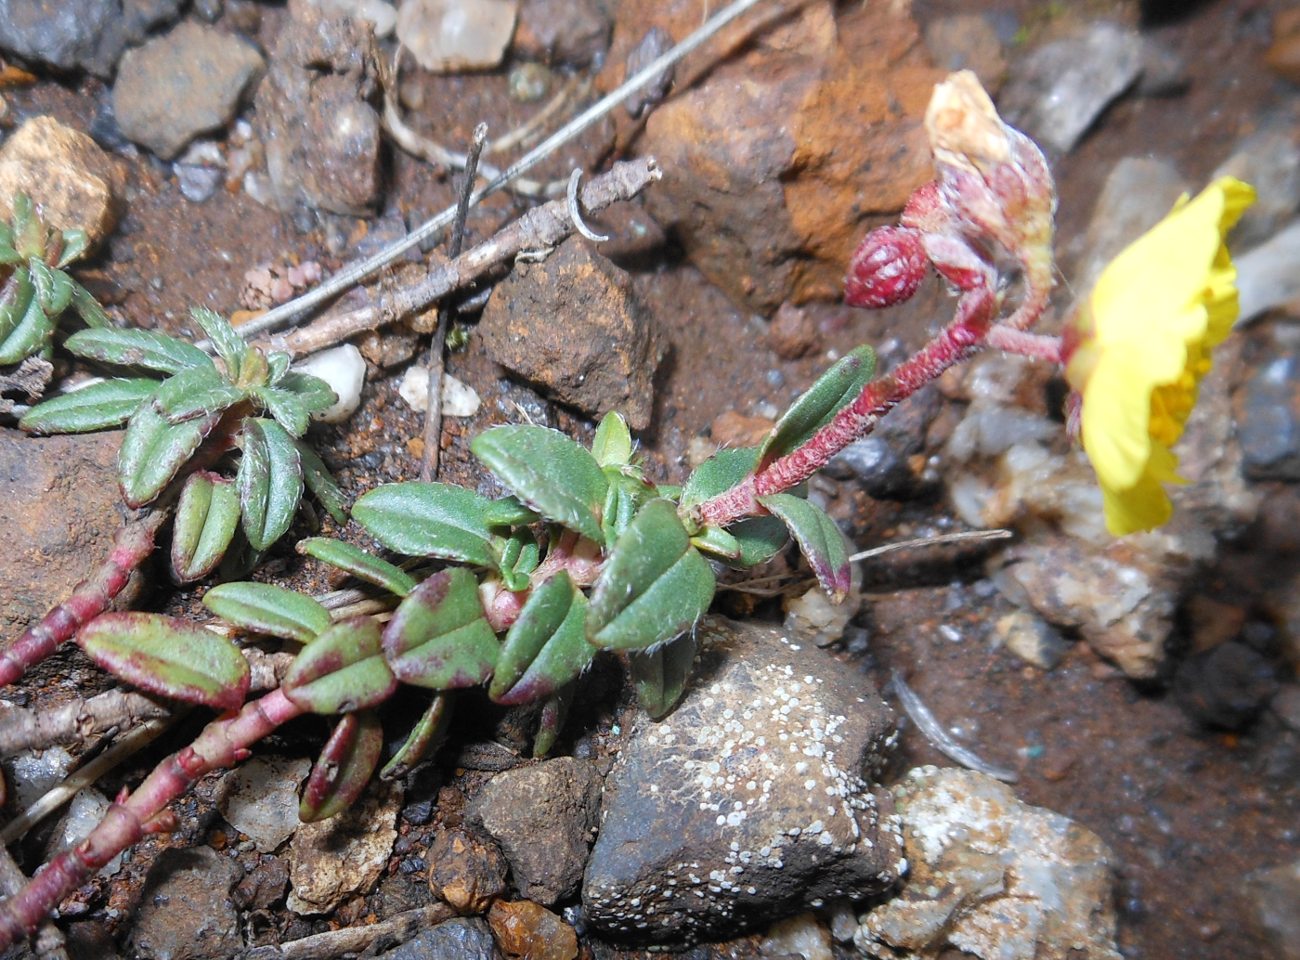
2 1 1298 959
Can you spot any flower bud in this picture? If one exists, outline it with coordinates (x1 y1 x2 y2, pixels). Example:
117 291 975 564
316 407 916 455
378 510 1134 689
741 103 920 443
844 225 927 309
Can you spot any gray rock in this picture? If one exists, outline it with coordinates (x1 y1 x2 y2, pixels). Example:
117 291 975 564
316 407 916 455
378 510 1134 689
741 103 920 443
113 20 264 159
128 846 242 960
0 0 181 77
1000 22 1143 152
480 237 663 430
1244 858 1300 960
217 756 310 852
377 918 502 960
255 0 384 217
1173 642 1279 731
1214 125 1300 249
515 0 611 68
583 617 903 945
1238 352 1300 481
472 757 602 907
922 14 1005 89
1070 156 1188 298
855 766 1122 960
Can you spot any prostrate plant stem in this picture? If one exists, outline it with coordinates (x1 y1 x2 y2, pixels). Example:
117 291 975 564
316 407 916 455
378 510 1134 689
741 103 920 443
0 689 304 948
0 509 167 687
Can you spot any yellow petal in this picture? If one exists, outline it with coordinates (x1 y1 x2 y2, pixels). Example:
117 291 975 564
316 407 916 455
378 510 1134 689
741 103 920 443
1079 348 1155 490
1101 469 1173 536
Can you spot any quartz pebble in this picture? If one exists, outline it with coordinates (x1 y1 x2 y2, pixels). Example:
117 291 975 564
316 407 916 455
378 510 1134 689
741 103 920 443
293 345 366 424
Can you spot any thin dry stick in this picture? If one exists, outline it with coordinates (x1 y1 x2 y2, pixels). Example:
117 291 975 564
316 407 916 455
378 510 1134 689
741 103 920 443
848 528 1013 563
0 649 292 757
269 157 661 358
240 904 455 960
0 716 173 846
0 849 67 960
420 123 486 481
236 0 771 341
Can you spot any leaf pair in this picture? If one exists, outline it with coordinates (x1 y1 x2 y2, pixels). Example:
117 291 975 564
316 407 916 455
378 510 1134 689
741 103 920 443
23 309 347 578
0 194 108 365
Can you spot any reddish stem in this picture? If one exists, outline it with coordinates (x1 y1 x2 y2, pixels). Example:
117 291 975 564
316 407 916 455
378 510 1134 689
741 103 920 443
985 325 1063 363
0 509 169 689
692 287 999 528
0 688 304 950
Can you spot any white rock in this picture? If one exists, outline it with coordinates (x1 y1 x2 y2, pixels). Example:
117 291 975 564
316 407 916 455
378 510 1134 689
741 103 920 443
51 788 124 877
315 0 398 37
218 756 311 853
293 344 366 423
762 912 833 960
397 365 481 417
396 0 519 73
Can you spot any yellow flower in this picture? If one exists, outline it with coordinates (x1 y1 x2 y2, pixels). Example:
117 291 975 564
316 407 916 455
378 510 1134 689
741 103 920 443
1065 177 1256 536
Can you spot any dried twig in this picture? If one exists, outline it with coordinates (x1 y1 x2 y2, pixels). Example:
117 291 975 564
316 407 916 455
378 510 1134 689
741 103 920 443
235 0 771 341
267 157 661 358
0 717 173 846
240 904 455 960
891 670 1018 783
848 528 1012 563
0 649 291 757
420 123 485 481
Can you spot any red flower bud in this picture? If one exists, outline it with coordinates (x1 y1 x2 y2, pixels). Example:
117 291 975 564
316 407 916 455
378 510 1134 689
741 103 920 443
844 225 928 309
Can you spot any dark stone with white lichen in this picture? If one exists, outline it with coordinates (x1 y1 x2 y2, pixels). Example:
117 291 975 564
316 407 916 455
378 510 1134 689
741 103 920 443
582 616 903 945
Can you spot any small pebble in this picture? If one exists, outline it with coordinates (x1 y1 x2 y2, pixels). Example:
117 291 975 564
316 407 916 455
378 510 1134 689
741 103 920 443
293 344 366 423
397 366 481 417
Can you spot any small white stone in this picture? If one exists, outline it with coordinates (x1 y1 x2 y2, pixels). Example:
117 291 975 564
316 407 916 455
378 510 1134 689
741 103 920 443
397 365 482 417
292 344 365 423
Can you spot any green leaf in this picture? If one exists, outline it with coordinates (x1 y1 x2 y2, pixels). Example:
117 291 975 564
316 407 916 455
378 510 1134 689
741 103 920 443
11 194 40 258
758 345 877 469
295 440 348 524
533 685 573 758
690 525 741 560
152 363 246 423
592 411 633 467
171 471 241 582
70 283 110 328
381 694 452 781
203 581 332 643
483 496 539 528
727 516 789 568
601 470 655 544
266 350 292 385
284 616 398 714
191 306 246 379
0 277 53 364
255 386 312 437
680 447 760 510
56 228 89 268
494 530 540 592
118 403 220 507
238 418 304 551
629 630 699 719
353 482 498 567
382 568 499 690
298 537 417 598
20 377 158 434
64 327 212 375
79 612 250 710
277 371 338 416
491 573 594 705
471 424 608 544
757 493 852 601
587 499 716 652
300 711 384 822
0 271 31 345
29 259 72 316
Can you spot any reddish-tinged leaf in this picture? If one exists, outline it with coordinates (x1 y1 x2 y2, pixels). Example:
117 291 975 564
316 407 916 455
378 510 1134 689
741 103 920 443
756 493 852 601
202 581 331 643
284 616 398 715
490 573 593 705
299 711 384 822
380 694 453 781
382 568 498 690
78 613 250 710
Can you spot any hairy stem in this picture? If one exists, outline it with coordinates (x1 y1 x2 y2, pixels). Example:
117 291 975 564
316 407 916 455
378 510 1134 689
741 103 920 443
692 288 999 528
0 509 168 689
0 688 304 951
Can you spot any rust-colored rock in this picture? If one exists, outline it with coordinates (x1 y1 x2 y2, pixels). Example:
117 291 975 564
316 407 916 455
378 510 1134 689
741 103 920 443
1266 8 1300 84
479 237 663 430
0 117 125 250
628 0 941 312
487 900 578 960
766 301 820 360
427 827 509 914
0 429 134 637
710 410 773 450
